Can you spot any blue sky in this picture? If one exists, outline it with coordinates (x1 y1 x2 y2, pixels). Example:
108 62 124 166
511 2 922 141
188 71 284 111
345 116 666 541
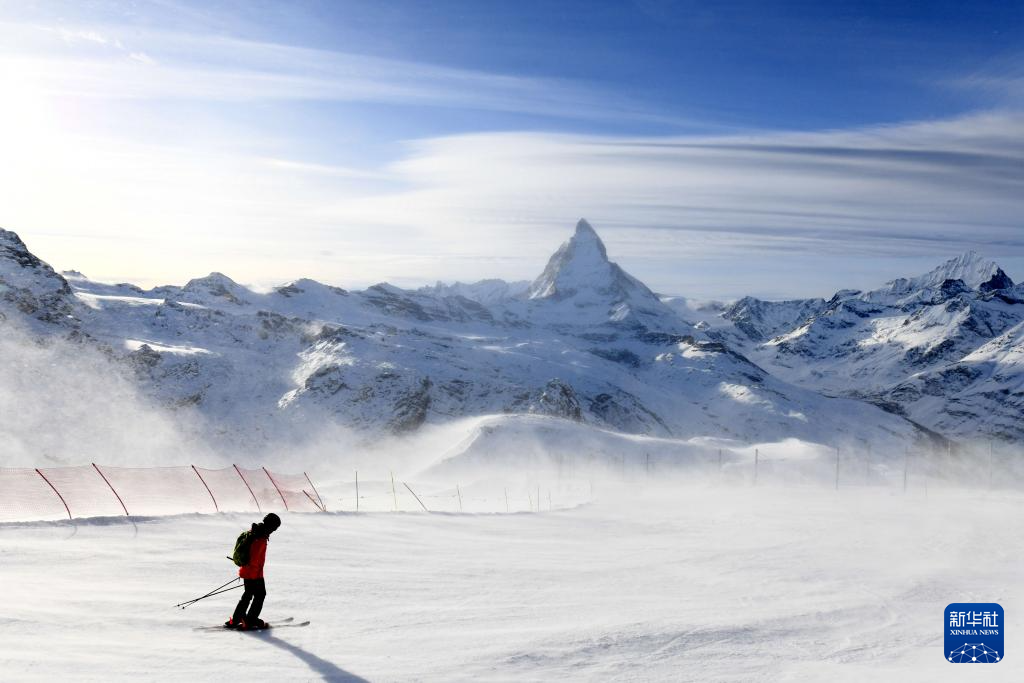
0 0 1022 299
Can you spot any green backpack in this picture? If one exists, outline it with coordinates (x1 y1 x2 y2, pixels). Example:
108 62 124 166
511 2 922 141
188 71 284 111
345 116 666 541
231 529 254 567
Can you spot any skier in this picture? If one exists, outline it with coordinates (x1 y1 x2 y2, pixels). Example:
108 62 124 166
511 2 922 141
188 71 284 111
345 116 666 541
226 512 282 630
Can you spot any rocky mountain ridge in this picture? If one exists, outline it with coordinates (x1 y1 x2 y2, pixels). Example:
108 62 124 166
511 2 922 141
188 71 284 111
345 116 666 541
710 253 1023 441
2 221 1008 454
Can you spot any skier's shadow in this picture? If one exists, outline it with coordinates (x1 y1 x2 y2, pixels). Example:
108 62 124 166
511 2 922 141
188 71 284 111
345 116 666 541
259 633 369 682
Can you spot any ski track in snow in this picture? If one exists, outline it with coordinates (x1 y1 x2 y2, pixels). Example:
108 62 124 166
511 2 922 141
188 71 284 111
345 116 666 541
1 484 1020 682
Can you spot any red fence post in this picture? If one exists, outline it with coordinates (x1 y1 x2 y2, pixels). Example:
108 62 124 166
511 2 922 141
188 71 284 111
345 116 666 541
35 468 72 520
262 467 290 511
92 463 129 516
304 472 327 512
233 464 261 512
303 490 325 512
192 465 219 513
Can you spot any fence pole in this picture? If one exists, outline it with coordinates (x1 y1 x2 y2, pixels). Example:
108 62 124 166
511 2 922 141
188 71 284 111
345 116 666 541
390 471 398 512
233 464 261 512
355 470 359 512
504 487 509 513
457 484 463 512
835 448 840 491
403 483 430 512
903 448 909 494
92 463 129 516
263 467 290 511
865 444 871 485
35 468 72 520
548 490 552 511
537 485 540 512
305 472 327 512
989 441 994 490
192 465 219 513
754 448 759 485
302 490 324 512
645 453 650 476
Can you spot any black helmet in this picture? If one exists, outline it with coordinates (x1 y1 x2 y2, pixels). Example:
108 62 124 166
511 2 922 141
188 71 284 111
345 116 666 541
263 512 282 531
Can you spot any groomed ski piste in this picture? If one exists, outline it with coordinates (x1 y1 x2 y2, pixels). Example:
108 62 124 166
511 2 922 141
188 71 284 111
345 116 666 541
2 418 1022 682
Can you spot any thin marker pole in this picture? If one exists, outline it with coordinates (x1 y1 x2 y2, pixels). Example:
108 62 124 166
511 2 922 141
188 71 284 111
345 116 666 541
303 490 324 511
504 487 509 513
835 448 840 491
457 484 463 512
304 472 326 512
263 467 290 511
903 448 909 494
390 471 398 511
192 465 219 513
718 448 722 470
403 483 430 513
355 470 359 513
92 463 129 516
35 468 72 520
754 448 759 485
234 464 261 512
989 441 994 490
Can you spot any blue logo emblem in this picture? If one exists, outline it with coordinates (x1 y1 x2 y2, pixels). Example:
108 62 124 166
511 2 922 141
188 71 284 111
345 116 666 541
945 603 1003 663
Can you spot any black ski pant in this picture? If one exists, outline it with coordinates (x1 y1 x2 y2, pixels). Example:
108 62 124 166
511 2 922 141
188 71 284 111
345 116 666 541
232 578 266 622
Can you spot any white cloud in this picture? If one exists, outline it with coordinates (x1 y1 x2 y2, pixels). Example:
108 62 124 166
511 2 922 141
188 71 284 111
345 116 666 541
313 111 1024 296
0 22 688 125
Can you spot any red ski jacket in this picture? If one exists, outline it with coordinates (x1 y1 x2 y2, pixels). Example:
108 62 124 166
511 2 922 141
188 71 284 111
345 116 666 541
239 536 268 579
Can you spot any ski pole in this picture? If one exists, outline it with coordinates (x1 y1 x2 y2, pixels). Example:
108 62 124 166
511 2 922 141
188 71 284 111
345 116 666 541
176 584 243 609
175 577 241 609
176 579 239 609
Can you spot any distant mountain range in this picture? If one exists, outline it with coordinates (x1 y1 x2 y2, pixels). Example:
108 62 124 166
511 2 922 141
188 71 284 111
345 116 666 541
708 251 1022 442
3 219 1020 455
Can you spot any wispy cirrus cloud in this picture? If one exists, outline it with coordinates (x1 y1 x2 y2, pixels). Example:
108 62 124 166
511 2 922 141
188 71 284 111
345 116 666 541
316 111 1024 297
943 51 1024 107
0 21 694 127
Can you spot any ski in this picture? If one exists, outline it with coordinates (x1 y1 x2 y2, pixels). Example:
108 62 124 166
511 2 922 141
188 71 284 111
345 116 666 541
194 617 308 632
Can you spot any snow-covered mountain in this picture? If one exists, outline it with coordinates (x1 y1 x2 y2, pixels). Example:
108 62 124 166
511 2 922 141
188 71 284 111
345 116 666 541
0 230 78 329
712 252 1023 441
721 296 827 343
0 221 936 459
524 219 678 329
418 279 530 307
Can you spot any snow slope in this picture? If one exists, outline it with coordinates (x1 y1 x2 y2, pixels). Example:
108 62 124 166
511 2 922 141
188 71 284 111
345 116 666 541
1 483 1020 681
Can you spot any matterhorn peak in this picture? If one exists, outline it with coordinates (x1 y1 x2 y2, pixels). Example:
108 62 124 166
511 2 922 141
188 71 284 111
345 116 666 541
528 218 616 300
522 218 681 329
572 218 607 255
